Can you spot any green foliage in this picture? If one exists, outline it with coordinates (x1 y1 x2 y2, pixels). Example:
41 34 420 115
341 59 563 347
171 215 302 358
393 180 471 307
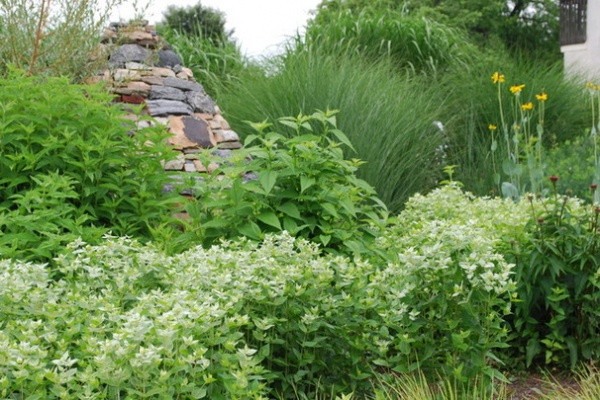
161 1 231 45
506 191 600 369
0 70 177 262
546 137 599 202
158 26 248 99
0 0 122 81
182 111 388 255
313 0 561 64
299 9 475 76
218 53 446 213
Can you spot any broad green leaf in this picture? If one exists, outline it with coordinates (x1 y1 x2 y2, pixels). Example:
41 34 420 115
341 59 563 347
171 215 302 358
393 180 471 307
276 202 301 219
257 211 282 230
300 176 315 193
259 170 278 195
321 203 339 218
237 221 262 240
330 128 356 152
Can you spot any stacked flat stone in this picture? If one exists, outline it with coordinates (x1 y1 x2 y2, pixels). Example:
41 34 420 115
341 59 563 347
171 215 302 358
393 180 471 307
88 21 242 181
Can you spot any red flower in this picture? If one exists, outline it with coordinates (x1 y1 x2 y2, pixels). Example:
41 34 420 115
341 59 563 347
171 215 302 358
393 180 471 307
549 176 559 183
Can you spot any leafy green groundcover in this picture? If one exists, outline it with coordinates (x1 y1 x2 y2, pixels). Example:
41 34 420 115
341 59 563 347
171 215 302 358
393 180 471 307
0 185 528 399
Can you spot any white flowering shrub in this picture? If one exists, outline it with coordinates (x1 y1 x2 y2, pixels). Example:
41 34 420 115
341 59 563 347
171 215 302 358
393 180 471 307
370 184 530 381
4 184 576 397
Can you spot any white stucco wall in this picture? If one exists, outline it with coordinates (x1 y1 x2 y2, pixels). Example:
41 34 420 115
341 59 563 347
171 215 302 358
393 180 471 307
562 1 600 80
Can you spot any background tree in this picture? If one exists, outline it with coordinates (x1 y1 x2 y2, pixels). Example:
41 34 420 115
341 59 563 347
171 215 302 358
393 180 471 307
161 1 232 45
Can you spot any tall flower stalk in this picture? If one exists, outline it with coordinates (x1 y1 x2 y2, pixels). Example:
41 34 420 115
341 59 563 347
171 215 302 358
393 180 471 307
489 72 547 199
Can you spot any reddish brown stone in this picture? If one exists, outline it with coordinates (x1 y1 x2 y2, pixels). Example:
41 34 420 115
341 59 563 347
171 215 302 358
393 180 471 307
121 94 146 104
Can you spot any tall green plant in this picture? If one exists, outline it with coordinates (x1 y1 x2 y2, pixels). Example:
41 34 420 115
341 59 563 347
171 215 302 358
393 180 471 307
298 9 475 76
181 110 388 255
0 69 177 261
0 0 122 81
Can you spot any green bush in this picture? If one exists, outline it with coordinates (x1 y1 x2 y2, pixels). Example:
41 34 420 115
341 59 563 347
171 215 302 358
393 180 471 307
181 111 388 255
506 187 600 369
0 70 177 262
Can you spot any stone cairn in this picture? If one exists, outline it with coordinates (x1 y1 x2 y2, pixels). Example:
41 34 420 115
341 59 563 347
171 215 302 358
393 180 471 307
87 21 243 196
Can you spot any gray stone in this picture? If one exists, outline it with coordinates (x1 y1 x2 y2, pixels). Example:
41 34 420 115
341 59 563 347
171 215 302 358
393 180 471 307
109 44 150 68
157 50 183 68
163 77 203 92
146 100 193 116
149 85 186 101
212 149 233 159
186 91 216 114
217 141 242 150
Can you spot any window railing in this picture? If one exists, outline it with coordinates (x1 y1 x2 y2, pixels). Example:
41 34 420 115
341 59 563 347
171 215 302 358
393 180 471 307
560 0 587 45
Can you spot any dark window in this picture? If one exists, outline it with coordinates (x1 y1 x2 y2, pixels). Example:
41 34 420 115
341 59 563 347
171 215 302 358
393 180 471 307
560 0 587 45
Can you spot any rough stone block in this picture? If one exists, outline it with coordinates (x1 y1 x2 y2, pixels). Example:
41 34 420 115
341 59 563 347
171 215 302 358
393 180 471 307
214 129 240 143
149 85 186 101
151 67 176 77
146 100 193 116
186 91 216 114
163 77 203 92
109 44 150 67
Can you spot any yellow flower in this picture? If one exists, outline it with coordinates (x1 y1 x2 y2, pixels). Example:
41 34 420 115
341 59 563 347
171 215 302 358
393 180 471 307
491 72 505 84
521 102 533 111
510 84 525 94
488 124 497 131
587 82 595 88
535 92 548 102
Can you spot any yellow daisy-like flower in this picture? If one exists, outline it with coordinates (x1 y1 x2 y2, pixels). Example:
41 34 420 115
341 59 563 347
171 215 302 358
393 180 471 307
488 124 497 131
491 72 505 84
535 93 548 101
510 84 525 94
521 102 533 111
587 82 595 88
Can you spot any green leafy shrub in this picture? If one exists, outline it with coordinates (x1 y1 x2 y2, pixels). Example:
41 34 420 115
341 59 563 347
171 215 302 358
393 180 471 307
161 2 231 45
0 70 177 261
507 185 600 369
182 110 388 255
546 137 598 202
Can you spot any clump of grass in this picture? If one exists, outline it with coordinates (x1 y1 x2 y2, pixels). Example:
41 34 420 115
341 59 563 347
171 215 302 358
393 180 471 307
296 9 476 77
219 52 447 213
158 26 250 100
372 371 508 400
